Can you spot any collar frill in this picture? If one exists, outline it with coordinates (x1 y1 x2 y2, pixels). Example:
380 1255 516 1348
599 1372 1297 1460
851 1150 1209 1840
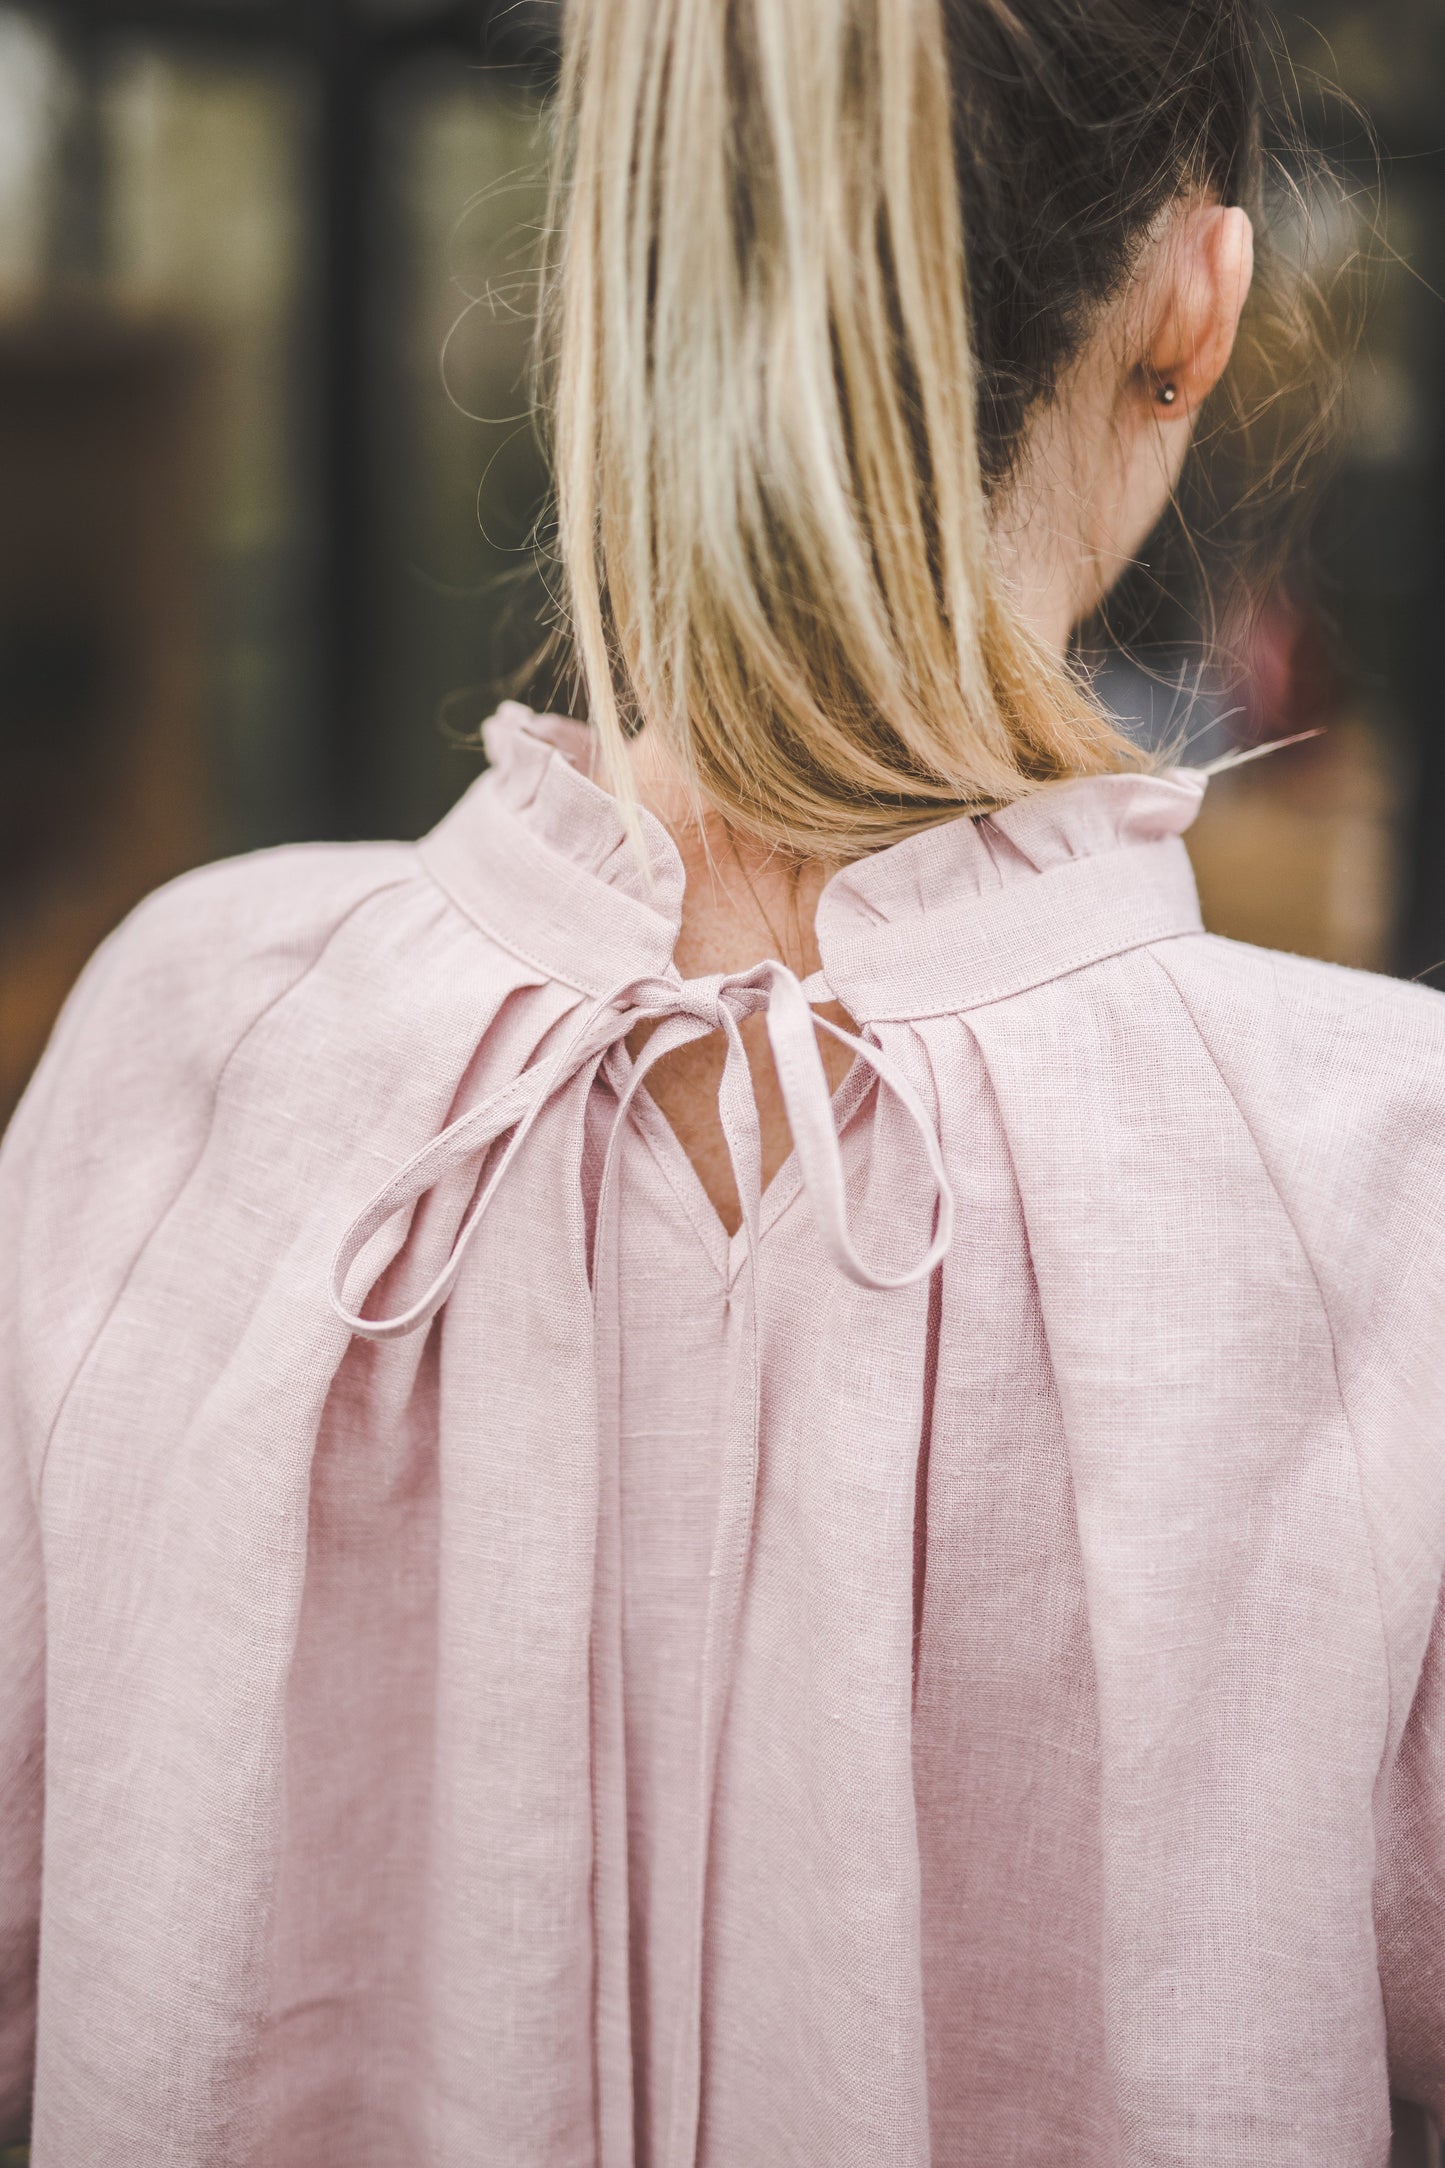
418 701 1207 1024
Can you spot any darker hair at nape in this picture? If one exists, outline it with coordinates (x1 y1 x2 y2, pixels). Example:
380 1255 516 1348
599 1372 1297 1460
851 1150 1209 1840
946 0 1365 677
947 0 1268 490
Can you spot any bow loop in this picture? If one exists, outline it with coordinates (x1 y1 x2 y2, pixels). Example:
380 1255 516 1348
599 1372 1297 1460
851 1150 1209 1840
329 971 660 1341
761 963 953 1290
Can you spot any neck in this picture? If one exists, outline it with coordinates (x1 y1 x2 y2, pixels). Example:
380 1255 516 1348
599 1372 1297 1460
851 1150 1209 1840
622 730 836 985
613 508 1084 980
989 446 1092 660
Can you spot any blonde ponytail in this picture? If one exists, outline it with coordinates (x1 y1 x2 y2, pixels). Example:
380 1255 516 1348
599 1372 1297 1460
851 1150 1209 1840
542 0 1139 861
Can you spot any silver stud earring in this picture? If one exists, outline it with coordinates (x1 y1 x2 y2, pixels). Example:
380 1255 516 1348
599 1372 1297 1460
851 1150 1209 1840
1156 381 1179 407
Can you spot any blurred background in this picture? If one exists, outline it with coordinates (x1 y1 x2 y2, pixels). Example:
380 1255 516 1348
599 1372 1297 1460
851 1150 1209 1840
1 0 1445 1127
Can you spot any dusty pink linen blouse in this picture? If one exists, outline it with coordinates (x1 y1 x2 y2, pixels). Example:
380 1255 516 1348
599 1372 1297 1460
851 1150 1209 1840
4 702 1445 2167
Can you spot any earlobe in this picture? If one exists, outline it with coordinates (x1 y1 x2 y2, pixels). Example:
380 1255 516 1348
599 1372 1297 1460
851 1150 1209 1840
1140 365 1188 421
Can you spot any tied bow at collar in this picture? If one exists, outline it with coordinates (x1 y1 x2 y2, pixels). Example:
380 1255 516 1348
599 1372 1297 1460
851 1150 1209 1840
328 958 954 1338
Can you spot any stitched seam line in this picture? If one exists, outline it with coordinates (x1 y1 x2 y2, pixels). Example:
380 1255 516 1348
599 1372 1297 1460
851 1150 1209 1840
419 807 676 999
420 840 598 995
34 872 417 1502
1150 947 1396 1771
860 922 1203 1024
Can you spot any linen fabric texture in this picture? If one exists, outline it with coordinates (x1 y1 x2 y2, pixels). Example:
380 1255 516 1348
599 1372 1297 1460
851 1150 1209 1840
3 704 1445 2167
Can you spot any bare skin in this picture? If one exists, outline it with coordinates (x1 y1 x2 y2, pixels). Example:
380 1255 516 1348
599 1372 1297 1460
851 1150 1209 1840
622 742 858 1237
621 202 1255 1237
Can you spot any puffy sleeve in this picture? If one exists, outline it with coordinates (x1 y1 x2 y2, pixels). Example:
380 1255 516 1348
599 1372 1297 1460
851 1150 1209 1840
0 838 413 2144
0 935 119 2141
1379 1571 1445 2128
0 1119 42 2146
0 908 182 2139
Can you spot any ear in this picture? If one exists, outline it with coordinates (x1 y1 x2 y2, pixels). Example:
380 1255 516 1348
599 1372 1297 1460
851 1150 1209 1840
1141 204 1255 421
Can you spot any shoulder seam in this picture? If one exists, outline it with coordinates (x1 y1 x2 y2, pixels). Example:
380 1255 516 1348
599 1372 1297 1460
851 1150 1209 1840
33 870 416 1501
418 824 596 998
1147 945 1395 1767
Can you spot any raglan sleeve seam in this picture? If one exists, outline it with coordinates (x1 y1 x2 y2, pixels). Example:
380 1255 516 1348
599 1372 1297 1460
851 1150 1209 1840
24 869 417 1503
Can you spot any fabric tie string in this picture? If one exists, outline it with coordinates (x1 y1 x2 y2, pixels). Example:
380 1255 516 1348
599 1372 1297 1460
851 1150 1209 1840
329 960 954 1338
327 959 955 2168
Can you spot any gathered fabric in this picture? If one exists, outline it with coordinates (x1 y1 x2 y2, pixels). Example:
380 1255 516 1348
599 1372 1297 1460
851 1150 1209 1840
328 954 953 2168
5 702 1445 2168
